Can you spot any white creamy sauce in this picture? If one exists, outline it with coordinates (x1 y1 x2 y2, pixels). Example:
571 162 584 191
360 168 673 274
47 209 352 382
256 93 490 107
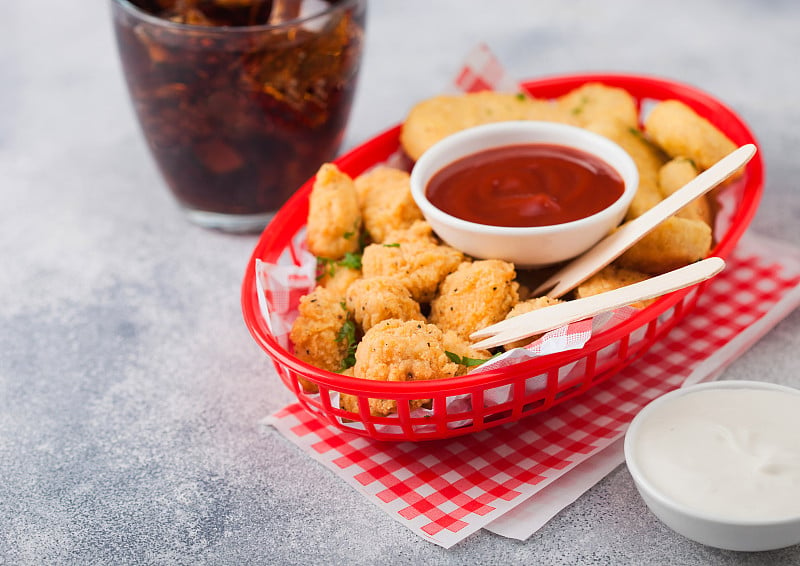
634 388 800 521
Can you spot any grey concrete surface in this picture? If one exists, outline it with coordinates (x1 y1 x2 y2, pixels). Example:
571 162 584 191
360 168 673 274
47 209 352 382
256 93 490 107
1 1 799 564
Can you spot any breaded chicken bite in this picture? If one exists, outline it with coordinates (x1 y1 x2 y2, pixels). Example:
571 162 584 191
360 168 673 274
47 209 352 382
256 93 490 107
585 118 667 220
429 259 519 338
354 166 424 243
575 265 655 309
361 240 464 303
616 216 712 274
306 163 362 260
340 319 461 417
289 286 353 392
317 265 362 298
658 158 713 225
381 220 439 246
441 330 493 375
400 91 577 160
644 100 738 171
557 83 639 128
345 276 425 331
502 296 563 350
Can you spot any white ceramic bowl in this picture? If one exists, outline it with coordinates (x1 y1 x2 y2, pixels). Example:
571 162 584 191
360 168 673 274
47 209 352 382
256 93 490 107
624 380 800 552
409 121 639 268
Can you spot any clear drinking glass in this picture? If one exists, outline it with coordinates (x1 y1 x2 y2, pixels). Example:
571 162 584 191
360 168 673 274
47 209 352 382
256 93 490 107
111 0 367 232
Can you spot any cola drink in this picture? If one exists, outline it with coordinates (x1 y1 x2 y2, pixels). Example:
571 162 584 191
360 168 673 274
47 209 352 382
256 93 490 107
112 0 366 231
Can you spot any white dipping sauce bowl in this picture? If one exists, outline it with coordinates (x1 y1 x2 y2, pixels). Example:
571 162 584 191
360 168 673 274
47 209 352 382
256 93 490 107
624 380 800 552
409 121 639 268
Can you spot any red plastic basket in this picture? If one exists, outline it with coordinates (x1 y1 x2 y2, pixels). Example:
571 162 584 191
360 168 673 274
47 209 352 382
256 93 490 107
241 73 764 442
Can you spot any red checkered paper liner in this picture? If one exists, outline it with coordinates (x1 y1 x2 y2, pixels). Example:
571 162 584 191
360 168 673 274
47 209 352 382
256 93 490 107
263 233 800 548
450 43 520 93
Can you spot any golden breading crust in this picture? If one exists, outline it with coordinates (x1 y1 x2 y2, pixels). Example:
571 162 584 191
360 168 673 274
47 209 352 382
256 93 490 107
429 259 519 338
644 100 737 171
502 296 563 350
584 118 667 220
574 265 655 309
289 286 351 392
616 216 712 274
400 91 577 161
345 276 425 332
361 241 464 303
557 82 639 128
306 164 362 260
381 220 439 246
658 158 713 225
340 319 460 417
354 166 424 243
317 265 362 298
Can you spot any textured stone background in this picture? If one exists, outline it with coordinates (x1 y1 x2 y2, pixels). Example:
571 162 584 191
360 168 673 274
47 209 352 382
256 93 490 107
1 1 798 564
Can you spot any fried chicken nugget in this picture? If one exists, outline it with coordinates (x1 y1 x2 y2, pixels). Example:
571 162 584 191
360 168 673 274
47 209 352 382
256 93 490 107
317 265 362 298
306 163 362 260
381 220 439 246
441 330 492 375
575 265 655 309
400 91 577 161
289 286 352 393
429 259 519 338
616 216 712 274
557 83 639 128
502 296 563 350
345 276 425 332
354 166 424 243
658 158 713 225
644 100 737 171
339 319 460 417
361 240 464 303
585 118 667 220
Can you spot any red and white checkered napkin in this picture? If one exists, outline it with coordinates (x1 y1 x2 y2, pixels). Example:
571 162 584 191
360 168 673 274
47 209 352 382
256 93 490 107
450 43 520 93
264 233 800 548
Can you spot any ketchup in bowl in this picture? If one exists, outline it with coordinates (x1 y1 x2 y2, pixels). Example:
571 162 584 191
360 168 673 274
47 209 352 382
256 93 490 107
409 121 639 267
425 144 625 228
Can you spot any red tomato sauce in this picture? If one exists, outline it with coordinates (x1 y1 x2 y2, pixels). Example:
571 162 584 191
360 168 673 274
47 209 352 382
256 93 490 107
425 144 625 227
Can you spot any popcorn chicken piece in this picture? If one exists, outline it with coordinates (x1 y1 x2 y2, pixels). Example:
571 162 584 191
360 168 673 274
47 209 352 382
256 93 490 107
400 91 577 160
337 392 360 415
625 176 664 220
584 118 667 219
585 119 666 174
345 276 425 331
616 216 712 274
575 265 655 309
429 259 519 338
340 319 460 417
354 166 424 243
361 240 464 303
502 296 564 350
557 83 639 128
441 330 493 375
317 265 362 298
644 100 738 170
658 158 713 225
289 286 353 392
306 163 362 260
381 220 439 246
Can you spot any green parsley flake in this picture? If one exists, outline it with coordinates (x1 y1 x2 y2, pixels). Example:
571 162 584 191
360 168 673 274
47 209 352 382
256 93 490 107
335 318 358 370
339 252 362 271
445 351 489 367
316 252 363 280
